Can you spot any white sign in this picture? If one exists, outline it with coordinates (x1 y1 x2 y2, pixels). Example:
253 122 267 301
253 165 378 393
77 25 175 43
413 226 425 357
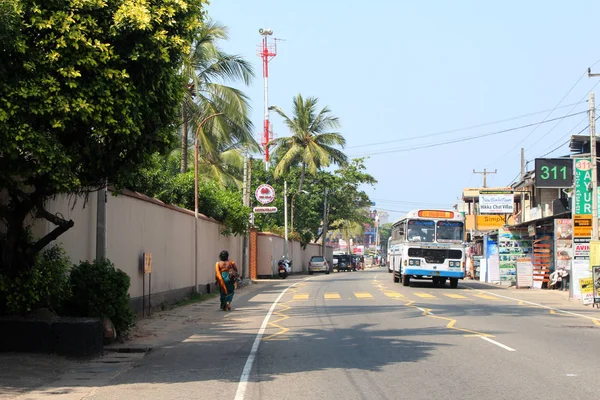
516 258 533 288
255 184 275 205
479 191 514 214
253 206 277 213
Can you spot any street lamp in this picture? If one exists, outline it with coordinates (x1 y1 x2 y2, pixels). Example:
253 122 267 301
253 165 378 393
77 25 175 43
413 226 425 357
193 112 222 293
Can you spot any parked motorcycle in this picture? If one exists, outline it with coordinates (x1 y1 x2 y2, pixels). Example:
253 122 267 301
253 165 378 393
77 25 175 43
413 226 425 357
278 258 292 279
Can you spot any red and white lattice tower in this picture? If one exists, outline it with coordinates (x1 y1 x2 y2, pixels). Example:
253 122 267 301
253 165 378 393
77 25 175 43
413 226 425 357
257 28 277 170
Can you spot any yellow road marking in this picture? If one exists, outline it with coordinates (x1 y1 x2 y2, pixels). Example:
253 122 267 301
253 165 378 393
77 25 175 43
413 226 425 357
428 315 494 337
354 292 374 299
475 293 505 301
414 292 436 299
324 292 341 300
443 293 467 299
384 292 404 298
593 319 600 326
293 294 309 301
262 303 291 341
401 300 494 337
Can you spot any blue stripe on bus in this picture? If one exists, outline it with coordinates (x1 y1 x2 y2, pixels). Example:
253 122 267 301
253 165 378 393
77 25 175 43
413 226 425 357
403 269 464 278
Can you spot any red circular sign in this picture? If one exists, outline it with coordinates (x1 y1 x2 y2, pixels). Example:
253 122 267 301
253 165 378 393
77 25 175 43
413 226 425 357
255 184 275 205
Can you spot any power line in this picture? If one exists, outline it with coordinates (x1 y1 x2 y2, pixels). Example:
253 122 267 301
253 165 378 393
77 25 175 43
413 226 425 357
371 198 452 206
345 101 586 150
485 70 588 167
533 115 600 160
525 79 600 154
532 114 589 158
348 110 588 157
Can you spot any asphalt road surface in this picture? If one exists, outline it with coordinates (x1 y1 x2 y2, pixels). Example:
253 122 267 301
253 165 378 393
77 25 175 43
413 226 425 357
90 269 600 400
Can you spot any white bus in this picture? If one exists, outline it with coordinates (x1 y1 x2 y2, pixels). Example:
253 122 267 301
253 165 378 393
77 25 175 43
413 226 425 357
387 209 465 288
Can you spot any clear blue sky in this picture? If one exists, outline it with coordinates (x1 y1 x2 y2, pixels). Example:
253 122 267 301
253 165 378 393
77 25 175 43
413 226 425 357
208 0 600 222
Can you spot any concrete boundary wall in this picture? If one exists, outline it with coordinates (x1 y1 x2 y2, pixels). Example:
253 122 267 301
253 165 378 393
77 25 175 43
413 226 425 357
30 189 243 312
256 232 333 277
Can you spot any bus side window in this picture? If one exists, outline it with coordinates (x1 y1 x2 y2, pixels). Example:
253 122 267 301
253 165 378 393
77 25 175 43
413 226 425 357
398 223 405 241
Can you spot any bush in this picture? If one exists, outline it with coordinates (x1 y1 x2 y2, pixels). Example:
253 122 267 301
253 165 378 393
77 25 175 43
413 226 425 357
0 245 72 315
67 258 135 337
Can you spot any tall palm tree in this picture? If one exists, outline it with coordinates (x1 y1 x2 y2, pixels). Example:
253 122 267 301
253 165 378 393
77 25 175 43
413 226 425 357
269 94 348 193
180 20 257 174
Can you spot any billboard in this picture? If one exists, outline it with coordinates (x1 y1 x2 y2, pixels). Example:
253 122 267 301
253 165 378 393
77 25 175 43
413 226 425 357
479 190 514 214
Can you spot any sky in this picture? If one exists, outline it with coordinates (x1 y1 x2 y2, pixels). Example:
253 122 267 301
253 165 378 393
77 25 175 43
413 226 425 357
207 0 600 223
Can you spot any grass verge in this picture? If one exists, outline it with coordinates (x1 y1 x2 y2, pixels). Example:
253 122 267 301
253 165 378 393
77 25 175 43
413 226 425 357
164 292 219 310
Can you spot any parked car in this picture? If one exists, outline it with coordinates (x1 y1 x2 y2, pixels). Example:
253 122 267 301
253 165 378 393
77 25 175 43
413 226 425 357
308 255 330 275
333 254 356 272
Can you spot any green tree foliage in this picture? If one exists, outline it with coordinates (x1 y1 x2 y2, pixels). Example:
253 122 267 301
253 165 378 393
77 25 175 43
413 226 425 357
0 0 208 275
270 94 347 193
67 258 135 337
179 20 257 178
125 155 251 236
0 244 72 314
250 158 376 245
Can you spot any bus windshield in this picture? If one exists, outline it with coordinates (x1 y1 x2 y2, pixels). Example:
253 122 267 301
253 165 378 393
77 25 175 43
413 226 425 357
407 220 435 242
436 221 464 242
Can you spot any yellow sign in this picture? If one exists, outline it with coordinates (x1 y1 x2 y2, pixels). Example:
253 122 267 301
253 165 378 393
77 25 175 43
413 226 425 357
475 215 513 230
574 215 592 237
580 277 594 305
143 252 152 274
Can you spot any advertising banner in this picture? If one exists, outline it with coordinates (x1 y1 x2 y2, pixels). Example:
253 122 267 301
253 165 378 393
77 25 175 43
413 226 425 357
580 277 594 305
554 219 572 273
593 266 600 304
479 190 514 214
498 228 531 284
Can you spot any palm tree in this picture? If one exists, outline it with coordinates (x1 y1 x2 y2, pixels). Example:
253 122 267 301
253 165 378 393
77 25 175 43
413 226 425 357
180 20 256 174
269 94 348 193
330 219 366 255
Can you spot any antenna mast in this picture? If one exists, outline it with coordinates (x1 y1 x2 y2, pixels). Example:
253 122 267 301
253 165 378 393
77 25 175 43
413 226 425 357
257 28 277 170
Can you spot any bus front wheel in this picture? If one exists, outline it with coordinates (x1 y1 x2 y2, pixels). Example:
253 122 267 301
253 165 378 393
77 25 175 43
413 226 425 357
402 275 410 286
449 278 458 288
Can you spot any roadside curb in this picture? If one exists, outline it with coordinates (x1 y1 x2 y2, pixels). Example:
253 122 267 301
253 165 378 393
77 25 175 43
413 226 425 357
103 344 154 354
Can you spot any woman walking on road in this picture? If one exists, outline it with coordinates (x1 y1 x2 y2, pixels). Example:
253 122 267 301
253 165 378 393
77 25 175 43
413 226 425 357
215 250 239 311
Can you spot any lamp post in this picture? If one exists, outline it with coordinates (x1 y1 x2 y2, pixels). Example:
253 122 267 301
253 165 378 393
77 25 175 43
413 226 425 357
193 112 222 293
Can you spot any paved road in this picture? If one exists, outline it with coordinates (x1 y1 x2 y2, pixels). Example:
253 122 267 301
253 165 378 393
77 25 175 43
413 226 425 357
90 269 600 400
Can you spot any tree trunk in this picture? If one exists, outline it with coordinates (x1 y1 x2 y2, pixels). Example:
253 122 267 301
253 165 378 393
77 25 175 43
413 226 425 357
180 108 188 173
1 194 74 277
298 162 306 193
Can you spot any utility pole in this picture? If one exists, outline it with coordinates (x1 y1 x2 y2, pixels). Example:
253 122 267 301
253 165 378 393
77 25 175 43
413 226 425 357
321 188 328 256
591 92 598 240
96 183 107 259
589 68 600 241
241 155 252 280
284 181 288 258
472 168 497 188
520 148 525 181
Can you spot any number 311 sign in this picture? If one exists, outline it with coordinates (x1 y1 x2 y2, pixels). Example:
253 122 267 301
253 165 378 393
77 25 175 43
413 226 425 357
534 158 573 188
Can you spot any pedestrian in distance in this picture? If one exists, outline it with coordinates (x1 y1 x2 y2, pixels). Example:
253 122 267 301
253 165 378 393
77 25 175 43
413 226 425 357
215 250 239 311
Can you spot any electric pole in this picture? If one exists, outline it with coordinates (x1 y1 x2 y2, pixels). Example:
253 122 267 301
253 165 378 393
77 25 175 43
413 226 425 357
589 67 599 241
473 168 497 188
321 188 328 256
520 148 525 181
590 92 598 240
